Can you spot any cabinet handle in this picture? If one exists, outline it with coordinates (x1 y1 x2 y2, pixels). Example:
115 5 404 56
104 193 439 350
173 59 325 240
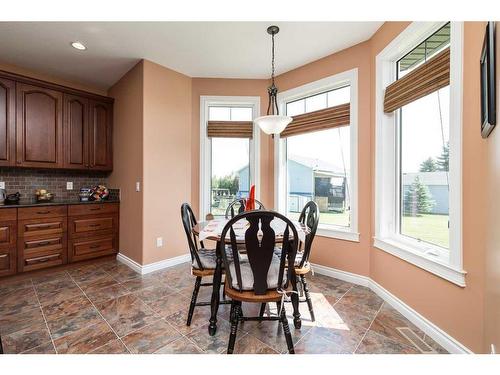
37 211 50 214
30 223 55 229
0 254 7 259
36 241 51 247
90 244 100 249
90 207 101 211
26 254 59 264
89 224 101 227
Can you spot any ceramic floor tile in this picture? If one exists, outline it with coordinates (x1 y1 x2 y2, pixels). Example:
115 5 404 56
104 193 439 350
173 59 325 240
46 305 103 339
42 295 94 320
355 330 420 354
0 286 39 315
1 322 52 354
240 319 310 354
329 297 379 330
0 305 45 335
69 266 110 285
293 330 350 354
309 324 367 352
85 283 131 304
164 304 213 335
121 319 181 354
21 341 57 354
79 275 120 293
154 337 203 354
36 282 84 307
31 271 71 286
146 292 190 318
340 286 384 313
54 321 117 354
89 339 129 354
120 276 163 293
0 278 33 296
186 320 245 354
96 294 159 337
232 334 278 354
131 283 177 305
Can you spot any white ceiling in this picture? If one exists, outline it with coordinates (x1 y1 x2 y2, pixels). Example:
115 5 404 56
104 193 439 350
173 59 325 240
0 22 382 89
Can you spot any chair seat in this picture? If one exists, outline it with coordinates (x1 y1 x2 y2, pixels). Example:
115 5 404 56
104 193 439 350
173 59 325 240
228 255 287 291
192 247 234 270
274 248 306 267
224 281 290 303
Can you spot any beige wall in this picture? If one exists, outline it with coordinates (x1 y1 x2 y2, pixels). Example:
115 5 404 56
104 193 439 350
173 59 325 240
142 61 192 264
368 22 488 353
108 61 145 264
483 22 500 354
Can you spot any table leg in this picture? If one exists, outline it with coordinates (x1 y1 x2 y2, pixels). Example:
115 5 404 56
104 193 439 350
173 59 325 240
208 241 223 336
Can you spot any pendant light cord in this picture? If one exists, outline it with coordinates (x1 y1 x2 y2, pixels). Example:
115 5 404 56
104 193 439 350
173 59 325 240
271 32 275 86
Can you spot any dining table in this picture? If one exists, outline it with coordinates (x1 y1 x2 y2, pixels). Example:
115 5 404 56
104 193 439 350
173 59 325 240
193 217 309 336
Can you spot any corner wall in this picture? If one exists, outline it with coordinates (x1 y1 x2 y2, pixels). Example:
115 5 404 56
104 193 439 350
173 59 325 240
108 61 145 264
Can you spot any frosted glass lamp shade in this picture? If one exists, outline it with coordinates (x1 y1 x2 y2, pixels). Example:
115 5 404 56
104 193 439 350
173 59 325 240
254 115 292 135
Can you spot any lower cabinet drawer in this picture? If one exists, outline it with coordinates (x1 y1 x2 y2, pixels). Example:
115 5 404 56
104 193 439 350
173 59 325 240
0 249 16 277
18 234 67 273
69 214 117 236
19 218 67 238
69 235 117 262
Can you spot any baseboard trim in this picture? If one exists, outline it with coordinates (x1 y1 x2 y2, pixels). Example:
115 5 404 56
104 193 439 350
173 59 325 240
116 253 191 275
311 262 473 354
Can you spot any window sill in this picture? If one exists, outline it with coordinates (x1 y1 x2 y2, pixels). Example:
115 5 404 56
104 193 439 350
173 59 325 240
373 237 466 287
317 226 360 242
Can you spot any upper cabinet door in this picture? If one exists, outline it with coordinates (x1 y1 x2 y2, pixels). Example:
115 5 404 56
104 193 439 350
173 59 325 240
89 100 113 171
0 78 15 166
16 83 63 168
63 94 89 169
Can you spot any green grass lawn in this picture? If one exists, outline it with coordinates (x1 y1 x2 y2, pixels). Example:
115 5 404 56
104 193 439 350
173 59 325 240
401 214 449 249
288 211 350 227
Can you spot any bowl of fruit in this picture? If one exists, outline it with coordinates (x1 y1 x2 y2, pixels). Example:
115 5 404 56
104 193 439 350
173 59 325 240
35 189 55 202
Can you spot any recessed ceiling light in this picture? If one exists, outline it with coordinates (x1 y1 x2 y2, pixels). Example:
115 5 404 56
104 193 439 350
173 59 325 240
71 41 86 51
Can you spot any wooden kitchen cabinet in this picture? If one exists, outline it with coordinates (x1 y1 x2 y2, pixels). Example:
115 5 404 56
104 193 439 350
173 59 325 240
16 83 64 168
0 69 114 172
89 100 113 171
0 208 17 277
64 94 89 169
0 77 16 166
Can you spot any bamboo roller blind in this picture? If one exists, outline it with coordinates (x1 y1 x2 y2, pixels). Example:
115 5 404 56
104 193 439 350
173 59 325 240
207 121 253 138
280 103 350 138
384 47 450 113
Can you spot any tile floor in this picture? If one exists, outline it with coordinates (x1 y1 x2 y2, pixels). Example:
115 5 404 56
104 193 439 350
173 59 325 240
0 259 448 354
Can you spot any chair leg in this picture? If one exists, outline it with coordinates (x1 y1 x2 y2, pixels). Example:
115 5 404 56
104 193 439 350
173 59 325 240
187 276 202 326
300 274 315 322
227 301 241 354
280 305 295 354
259 303 266 318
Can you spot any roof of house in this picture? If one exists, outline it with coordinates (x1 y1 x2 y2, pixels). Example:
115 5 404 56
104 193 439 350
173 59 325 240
402 172 449 186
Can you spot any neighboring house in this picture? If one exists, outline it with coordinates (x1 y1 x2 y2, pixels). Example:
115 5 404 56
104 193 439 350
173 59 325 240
238 155 348 212
402 172 449 215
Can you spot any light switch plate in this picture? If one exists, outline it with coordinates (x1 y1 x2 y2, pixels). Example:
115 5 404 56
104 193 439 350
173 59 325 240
136 182 141 192
66 182 73 190
156 237 163 247
0 182 5 189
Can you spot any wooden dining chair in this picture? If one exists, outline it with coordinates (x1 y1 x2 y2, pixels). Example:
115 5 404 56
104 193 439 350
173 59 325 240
224 198 265 219
220 210 299 354
181 203 231 326
263 201 320 322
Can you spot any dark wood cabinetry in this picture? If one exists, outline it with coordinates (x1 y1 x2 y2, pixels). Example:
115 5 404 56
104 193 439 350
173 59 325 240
16 83 64 168
0 202 119 277
68 203 119 262
0 209 17 277
64 94 89 169
0 70 113 172
0 78 15 166
89 100 113 171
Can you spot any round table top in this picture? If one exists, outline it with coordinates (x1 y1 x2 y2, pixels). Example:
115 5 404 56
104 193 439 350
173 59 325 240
192 218 309 243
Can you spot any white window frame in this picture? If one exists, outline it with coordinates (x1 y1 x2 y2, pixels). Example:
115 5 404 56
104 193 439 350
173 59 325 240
274 68 359 242
374 22 466 287
200 96 261 220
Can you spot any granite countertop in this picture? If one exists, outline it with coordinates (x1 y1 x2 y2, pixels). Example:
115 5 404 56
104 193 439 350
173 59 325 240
0 199 120 209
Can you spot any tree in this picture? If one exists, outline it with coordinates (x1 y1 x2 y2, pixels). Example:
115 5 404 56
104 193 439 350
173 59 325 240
212 174 240 195
419 157 438 172
436 142 449 171
404 177 435 216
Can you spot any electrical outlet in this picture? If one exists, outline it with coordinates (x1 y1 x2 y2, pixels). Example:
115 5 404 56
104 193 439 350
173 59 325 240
0 182 5 189
156 237 163 247
136 182 141 192
66 181 73 190
491 344 496 354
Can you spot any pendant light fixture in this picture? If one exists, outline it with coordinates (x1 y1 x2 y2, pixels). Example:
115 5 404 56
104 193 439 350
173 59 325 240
254 25 292 135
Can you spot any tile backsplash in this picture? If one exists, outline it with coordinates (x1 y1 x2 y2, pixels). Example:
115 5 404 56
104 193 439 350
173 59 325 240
0 168 111 200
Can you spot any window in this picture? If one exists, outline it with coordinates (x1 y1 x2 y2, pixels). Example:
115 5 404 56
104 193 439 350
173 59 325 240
398 24 451 250
375 22 465 286
200 97 260 219
276 69 359 242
